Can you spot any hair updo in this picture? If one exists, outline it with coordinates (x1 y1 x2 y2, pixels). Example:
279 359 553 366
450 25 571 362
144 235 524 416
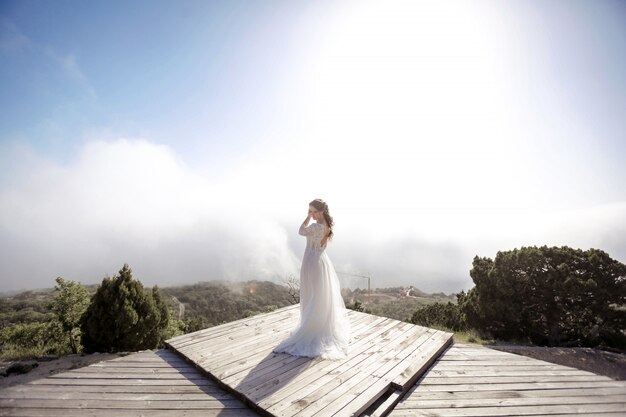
309 198 334 240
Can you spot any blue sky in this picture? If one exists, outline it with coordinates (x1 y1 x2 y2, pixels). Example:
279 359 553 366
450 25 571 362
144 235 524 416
1 0 625 292
1 1 303 164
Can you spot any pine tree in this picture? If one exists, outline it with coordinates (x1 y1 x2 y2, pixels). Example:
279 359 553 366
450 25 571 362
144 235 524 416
80 264 170 353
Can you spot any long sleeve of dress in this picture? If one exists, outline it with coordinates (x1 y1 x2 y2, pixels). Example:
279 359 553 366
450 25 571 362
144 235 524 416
299 223 315 236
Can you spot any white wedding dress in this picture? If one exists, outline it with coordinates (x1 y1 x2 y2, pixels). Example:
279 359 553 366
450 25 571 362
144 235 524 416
274 222 350 359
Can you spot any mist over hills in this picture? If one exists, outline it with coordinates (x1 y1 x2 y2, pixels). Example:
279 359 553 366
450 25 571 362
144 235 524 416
0 279 453 329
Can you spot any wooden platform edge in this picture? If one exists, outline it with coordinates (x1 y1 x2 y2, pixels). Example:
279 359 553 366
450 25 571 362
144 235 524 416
363 333 453 417
165 309 455 417
391 332 453 391
163 342 269 417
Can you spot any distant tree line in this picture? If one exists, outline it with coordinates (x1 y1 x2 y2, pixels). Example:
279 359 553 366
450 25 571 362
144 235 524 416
410 246 626 350
3 245 623 360
161 280 293 329
0 266 294 360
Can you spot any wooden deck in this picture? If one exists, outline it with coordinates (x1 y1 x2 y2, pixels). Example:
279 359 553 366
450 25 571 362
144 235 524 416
387 343 626 417
165 304 453 417
0 349 259 417
3 308 624 417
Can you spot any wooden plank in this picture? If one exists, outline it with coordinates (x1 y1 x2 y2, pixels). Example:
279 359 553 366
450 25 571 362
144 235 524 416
176 320 294 361
426 369 599 377
397 394 626 408
389 330 453 389
0 384 226 394
222 352 311 387
417 375 612 384
392 342 626 417
215 314 384 383
45 372 208 380
436 356 539 361
211 316 376 383
408 380 626 392
0 398 248 409
369 328 435 379
269 323 423 416
257 318 406 412
439 351 530 356
85 362 188 368
389 403 626 416
69 366 194 373
108 351 181 359
0 347 262 417
174 308 367 371
0 408 259 417
398 386 626 399
201 311 372 366
169 308 298 351
431 363 591 370
26 377 215 386
297 374 383 417
316 328 447 417
238 319 410 393
539 414 626 417
101 358 187 365
0 389 236 401
198 313 373 373
333 331 452 417
183 309 297 349
166 304 298 346
363 389 402 417
339 379 398 417
259 321 414 415
48 367 201 377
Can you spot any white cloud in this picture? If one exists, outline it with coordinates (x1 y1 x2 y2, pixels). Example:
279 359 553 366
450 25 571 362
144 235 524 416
0 139 300 291
1 139 624 294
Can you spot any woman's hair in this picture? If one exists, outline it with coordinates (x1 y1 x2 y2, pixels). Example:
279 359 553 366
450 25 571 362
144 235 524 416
309 198 334 240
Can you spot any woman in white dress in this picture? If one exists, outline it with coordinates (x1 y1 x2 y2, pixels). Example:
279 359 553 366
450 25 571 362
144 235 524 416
274 199 350 359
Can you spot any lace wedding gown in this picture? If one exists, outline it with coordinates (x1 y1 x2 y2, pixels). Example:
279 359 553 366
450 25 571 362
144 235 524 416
274 222 350 359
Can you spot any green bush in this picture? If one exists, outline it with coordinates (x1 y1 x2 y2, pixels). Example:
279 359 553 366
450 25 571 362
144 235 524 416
0 321 69 360
463 246 626 349
51 277 90 353
409 301 465 331
80 264 170 353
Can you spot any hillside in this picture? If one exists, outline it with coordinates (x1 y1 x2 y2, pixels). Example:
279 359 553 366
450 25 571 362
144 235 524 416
343 286 455 321
0 280 453 329
160 280 295 327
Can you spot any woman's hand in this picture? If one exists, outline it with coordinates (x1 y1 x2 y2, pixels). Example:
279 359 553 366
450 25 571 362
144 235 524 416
303 210 312 226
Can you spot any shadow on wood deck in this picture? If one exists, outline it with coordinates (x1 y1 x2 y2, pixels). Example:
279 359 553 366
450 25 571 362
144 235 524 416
2 310 625 416
165 304 453 417
0 349 258 416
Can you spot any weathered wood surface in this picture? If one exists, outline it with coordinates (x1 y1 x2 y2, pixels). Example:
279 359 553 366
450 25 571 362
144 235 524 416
3 310 622 417
0 350 260 417
388 343 626 417
166 304 453 417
